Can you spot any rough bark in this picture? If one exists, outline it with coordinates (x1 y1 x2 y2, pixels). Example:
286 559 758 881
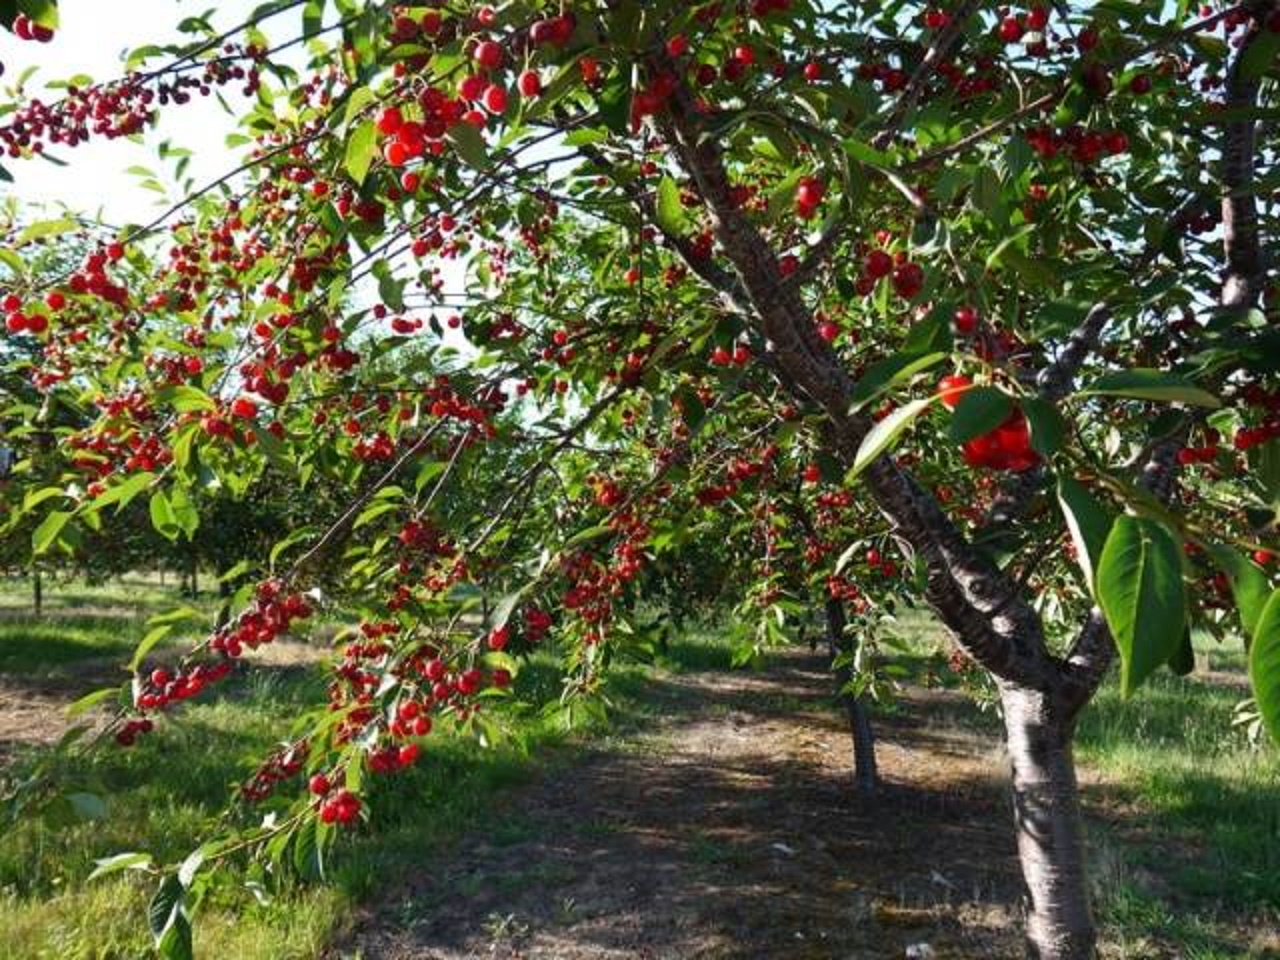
1001 684 1096 960
825 598 878 793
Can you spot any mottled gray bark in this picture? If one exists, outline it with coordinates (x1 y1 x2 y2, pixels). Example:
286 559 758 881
1001 684 1095 959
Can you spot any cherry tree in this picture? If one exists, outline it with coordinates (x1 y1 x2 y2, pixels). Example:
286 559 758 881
3 1 1280 958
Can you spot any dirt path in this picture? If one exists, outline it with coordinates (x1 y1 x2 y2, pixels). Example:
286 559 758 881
347 651 1025 959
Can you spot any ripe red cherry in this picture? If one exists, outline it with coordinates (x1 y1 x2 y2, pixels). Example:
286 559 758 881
376 106 404 135
796 177 825 208
953 305 979 334
891 262 924 299
106 241 126 261
1129 73 1151 95
803 61 822 82
308 773 331 796
937 374 973 410
817 320 839 342
1255 549 1275 567
666 34 689 58
473 40 504 70
710 345 733 367
1026 6 1050 31
998 16 1023 43
398 743 421 767
45 291 66 310
802 463 821 484
482 84 508 113
231 397 259 420
517 70 542 98
863 249 893 279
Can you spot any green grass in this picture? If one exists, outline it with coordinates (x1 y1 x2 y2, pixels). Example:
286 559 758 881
0 579 735 959
0 574 216 673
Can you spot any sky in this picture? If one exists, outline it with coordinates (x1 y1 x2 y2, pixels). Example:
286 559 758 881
0 0 300 225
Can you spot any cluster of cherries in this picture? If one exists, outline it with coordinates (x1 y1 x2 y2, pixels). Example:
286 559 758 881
309 774 362 825
857 245 926 300
10 13 54 42
938 375 1040 472
210 580 313 658
240 741 308 802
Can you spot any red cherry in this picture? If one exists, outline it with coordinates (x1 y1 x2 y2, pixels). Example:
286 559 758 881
1129 73 1151 95
309 773 331 796
482 84 508 114
1254 549 1275 567
997 16 1023 43
803 61 822 82
863 249 893 279
666 34 689 58
891 262 924 299
473 40 504 70
376 106 404 135
517 70 542 98
937 374 973 410
1026 6 1050 31
953 305 979 335
231 397 259 420
796 177 825 208
398 743 421 767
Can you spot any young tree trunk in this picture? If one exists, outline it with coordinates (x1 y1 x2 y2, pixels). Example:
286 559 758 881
33 569 43 616
1000 684 1096 960
825 598 877 793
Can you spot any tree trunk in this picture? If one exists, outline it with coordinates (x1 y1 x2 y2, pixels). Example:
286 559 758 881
1000 684 1096 960
825 599 877 793
33 569 43 617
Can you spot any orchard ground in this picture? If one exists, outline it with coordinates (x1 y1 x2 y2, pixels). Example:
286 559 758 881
0 576 1276 959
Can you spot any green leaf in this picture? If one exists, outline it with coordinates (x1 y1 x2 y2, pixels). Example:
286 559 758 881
654 176 688 236
1204 542 1273 637
947 387 1013 443
1249 590 1280 743
66 685 124 718
90 471 155 512
129 625 173 672
848 351 946 410
847 397 936 482
157 384 216 413
150 491 180 541
32 510 72 555
149 874 187 946
20 0 59 29
1057 477 1113 591
17 217 78 246
446 122 489 170
1096 515 1187 696
88 851 152 882
1023 397 1067 457
1169 627 1195 676
22 485 66 513
1240 29 1280 82
1082 369 1220 408
343 120 377 185
169 485 199 539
